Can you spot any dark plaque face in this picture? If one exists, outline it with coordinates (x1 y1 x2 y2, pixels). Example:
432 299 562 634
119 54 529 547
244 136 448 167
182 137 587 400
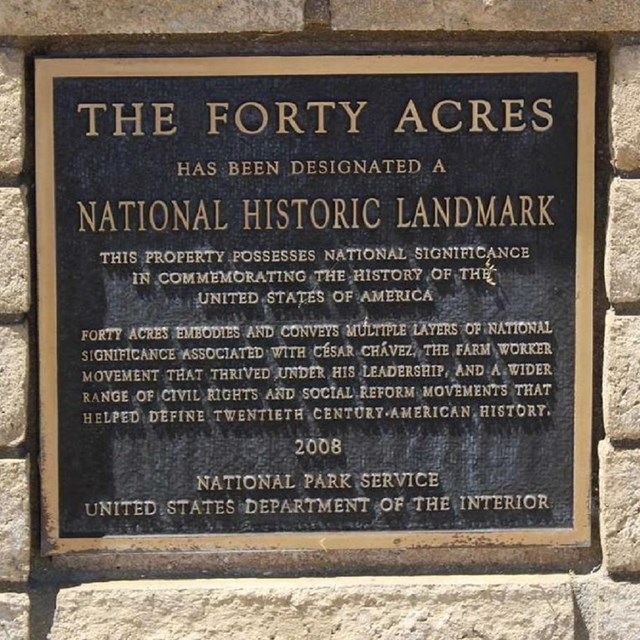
36 56 594 553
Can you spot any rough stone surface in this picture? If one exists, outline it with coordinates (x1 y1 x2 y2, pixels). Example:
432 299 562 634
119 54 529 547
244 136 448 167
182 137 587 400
49 576 574 640
604 312 640 441
570 574 599 640
598 580 640 639
305 0 331 26
0 0 304 35
0 593 28 639
47 541 600 581
331 0 640 31
612 47 640 172
605 178 640 305
0 188 29 315
0 459 29 582
0 51 22 175
599 441 640 574
0 324 27 447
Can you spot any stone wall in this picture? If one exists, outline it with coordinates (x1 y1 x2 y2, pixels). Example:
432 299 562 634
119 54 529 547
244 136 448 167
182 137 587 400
0 1 638 638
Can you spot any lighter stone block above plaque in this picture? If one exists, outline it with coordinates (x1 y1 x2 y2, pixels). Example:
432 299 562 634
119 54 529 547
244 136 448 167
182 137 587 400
0 0 304 35
49 576 575 640
0 459 29 582
332 0 640 31
606 178 640 305
0 50 23 175
599 441 640 574
0 324 27 447
0 593 29 640
612 46 640 172
0 188 29 315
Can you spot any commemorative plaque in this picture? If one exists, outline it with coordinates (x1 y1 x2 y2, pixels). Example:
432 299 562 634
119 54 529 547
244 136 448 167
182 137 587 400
36 55 595 553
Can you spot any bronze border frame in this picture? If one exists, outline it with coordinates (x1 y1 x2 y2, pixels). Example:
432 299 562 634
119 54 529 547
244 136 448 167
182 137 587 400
35 55 595 554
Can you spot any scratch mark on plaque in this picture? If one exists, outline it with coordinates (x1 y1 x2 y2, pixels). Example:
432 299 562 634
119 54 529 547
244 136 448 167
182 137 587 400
485 258 497 286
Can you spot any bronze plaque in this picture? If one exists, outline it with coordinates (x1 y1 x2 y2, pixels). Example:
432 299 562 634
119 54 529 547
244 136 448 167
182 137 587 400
36 55 595 553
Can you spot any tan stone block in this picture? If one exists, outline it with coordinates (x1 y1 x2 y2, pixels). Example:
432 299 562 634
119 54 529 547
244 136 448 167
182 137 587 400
0 593 29 639
0 0 304 35
331 0 640 31
0 459 29 582
605 178 640 305
598 580 640 639
599 441 640 574
0 188 29 314
0 50 23 175
50 576 575 640
604 311 640 441
612 47 640 172
570 574 599 640
0 324 27 447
